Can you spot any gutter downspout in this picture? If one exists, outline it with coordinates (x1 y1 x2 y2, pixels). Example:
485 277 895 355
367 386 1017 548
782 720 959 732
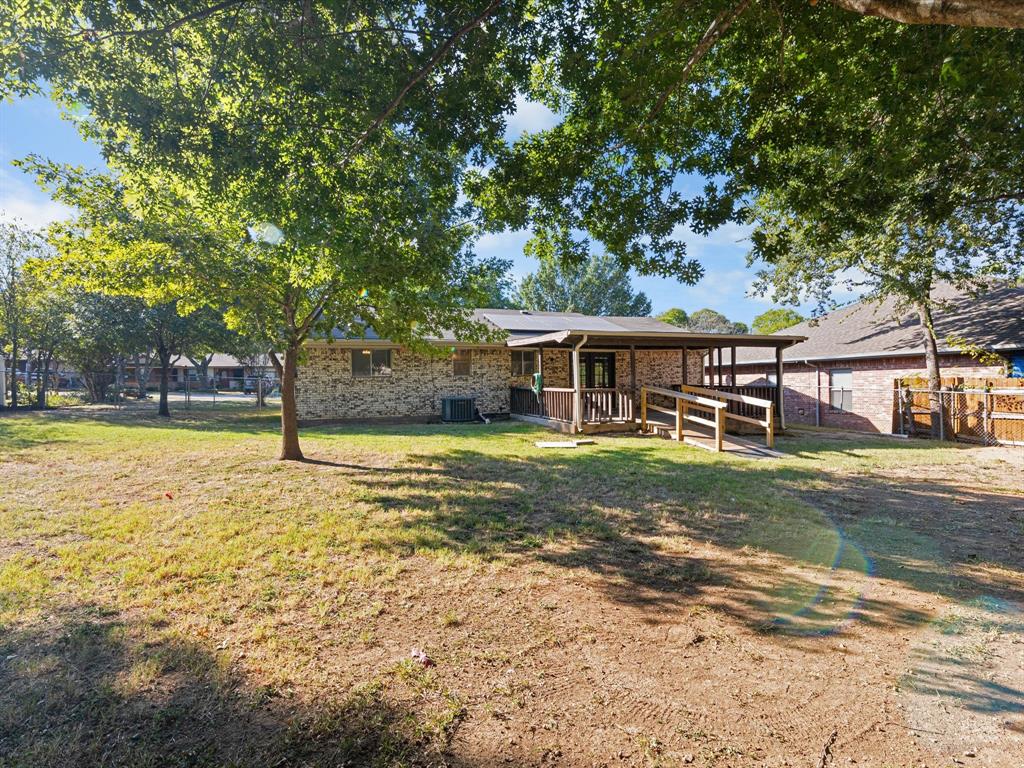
800 359 820 427
572 335 589 433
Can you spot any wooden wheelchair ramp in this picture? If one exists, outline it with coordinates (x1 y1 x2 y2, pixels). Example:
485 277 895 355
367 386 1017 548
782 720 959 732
642 411 783 458
640 385 783 459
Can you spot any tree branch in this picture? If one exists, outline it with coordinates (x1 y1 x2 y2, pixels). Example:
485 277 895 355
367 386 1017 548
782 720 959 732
340 0 503 165
647 0 753 124
81 0 250 41
828 0 1024 29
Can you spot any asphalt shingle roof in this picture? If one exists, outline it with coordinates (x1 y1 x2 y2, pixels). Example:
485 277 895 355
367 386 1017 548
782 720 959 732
732 283 1024 365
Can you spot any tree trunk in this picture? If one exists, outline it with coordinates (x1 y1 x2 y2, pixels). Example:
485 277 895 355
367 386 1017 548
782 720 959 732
158 346 172 418
915 301 943 439
38 352 52 409
133 352 153 398
33 351 44 409
9 342 17 409
830 0 1024 29
278 344 304 461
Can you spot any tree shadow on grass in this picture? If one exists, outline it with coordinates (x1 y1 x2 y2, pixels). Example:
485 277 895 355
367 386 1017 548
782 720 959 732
0 604 526 768
342 442 1022 639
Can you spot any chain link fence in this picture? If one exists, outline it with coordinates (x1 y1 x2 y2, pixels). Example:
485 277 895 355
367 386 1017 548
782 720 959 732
0 368 281 410
895 386 1024 446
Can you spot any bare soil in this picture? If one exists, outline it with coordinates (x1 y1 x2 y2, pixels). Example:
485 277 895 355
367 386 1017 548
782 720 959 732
0 408 1021 767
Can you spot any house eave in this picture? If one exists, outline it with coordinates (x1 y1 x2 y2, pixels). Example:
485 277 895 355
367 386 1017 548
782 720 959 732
734 346 1019 367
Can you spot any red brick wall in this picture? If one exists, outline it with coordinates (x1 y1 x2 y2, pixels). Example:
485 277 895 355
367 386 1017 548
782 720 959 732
733 354 1005 433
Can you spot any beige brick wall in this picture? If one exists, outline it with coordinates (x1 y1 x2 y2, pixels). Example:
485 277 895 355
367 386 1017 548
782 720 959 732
297 344 711 422
536 348 706 391
296 344 515 422
734 353 1005 433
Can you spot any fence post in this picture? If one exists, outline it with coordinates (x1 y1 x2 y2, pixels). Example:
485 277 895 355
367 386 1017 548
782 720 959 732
897 384 904 436
766 403 775 449
982 391 990 444
675 397 683 442
938 388 945 442
715 406 725 452
640 387 647 432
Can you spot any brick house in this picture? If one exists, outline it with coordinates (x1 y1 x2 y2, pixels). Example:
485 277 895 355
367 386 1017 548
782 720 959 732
725 285 1024 433
295 309 804 431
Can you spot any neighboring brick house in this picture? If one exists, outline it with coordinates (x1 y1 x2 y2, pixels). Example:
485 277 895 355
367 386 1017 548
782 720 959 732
295 309 801 426
726 284 1024 433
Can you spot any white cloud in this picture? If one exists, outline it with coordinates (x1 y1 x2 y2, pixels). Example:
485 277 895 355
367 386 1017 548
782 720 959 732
0 169 73 230
504 94 560 141
669 221 753 260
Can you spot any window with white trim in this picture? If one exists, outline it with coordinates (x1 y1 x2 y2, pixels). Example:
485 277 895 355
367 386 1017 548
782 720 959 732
829 368 853 412
352 349 392 378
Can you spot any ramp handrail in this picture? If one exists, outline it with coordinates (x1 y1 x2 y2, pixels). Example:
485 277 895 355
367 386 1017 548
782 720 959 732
641 384 775 452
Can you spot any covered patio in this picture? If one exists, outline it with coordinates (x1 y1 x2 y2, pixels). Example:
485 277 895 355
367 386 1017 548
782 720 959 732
506 324 805 453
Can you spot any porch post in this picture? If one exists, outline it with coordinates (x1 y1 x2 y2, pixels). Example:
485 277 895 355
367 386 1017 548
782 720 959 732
629 345 637 404
775 346 786 430
572 347 582 433
716 347 723 386
681 347 689 386
730 346 737 386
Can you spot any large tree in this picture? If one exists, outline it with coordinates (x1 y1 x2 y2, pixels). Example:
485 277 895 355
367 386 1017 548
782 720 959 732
686 308 748 335
517 252 652 316
59 291 145 403
21 270 72 409
479 2 1023 433
0 223 48 408
7 2 539 459
752 308 805 335
656 308 689 327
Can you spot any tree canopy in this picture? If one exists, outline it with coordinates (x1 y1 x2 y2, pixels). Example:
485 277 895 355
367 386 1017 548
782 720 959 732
685 308 748 335
5 2 543 458
517 252 652 316
751 308 805 335
655 308 689 327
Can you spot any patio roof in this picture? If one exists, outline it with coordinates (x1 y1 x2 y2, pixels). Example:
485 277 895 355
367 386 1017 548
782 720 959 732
505 328 805 350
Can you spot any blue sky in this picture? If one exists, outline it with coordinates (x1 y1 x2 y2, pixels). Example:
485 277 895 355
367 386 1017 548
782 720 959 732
1 93 808 325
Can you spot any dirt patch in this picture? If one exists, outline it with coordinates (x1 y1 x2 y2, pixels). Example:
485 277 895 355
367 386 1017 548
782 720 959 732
1 413 1022 766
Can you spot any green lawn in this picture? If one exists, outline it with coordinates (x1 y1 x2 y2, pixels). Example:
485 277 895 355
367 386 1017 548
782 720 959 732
1 407 1021 767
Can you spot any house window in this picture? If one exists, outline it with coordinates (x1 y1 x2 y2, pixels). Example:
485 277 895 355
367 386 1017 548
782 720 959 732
578 352 615 389
511 350 538 377
829 368 853 412
352 349 392 378
452 348 472 377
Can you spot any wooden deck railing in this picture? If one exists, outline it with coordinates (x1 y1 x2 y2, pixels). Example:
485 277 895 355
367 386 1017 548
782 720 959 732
511 386 635 426
581 388 635 423
510 386 575 422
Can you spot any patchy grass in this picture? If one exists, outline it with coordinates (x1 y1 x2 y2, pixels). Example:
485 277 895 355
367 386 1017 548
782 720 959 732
0 407 1022 767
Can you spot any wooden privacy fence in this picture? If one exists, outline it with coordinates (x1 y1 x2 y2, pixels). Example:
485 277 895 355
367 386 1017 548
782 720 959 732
895 376 1024 445
640 384 775 451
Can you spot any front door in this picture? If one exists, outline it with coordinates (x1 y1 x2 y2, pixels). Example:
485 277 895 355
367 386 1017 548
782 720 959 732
578 352 616 389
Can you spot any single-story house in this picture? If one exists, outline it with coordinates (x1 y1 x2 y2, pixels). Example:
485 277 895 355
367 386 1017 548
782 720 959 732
725 284 1024 433
295 309 805 438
